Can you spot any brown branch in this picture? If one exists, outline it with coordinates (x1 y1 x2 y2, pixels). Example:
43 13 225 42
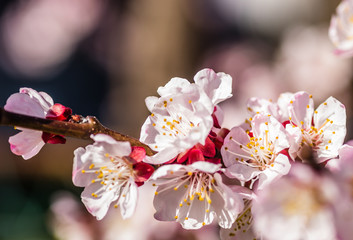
0 107 156 156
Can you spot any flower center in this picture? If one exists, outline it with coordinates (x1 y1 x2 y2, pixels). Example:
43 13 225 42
226 131 277 170
81 153 134 203
154 171 217 225
149 99 197 149
300 118 334 150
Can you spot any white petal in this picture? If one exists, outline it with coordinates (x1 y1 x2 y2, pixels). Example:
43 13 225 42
81 182 118 220
120 180 138 219
194 68 233 105
289 91 314 129
157 77 191 96
257 154 291 190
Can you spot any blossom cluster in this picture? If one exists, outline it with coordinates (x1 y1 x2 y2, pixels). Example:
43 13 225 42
4 67 353 240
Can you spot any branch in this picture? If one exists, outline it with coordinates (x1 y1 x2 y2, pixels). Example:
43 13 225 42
0 107 156 156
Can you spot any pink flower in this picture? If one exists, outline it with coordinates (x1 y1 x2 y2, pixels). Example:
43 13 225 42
140 68 232 164
252 163 353 240
72 134 154 220
151 161 245 229
4 87 71 159
329 0 353 57
286 91 346 162
221 114 291 190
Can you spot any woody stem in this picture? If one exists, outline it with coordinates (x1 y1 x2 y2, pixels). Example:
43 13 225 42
0 107 156 156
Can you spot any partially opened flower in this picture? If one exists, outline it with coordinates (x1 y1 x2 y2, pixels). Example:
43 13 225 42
73 134 154 220
252 163 352 240
221 114 291 190
329 0 353 57
140 68 232 164
247 92 293 123
151 161 244 229
286 91 346 162
4 87 72 159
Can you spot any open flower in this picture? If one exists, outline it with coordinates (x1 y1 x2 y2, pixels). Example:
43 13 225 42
252 163 353 240
151 161 244 229
287 92 346 162
221 114 291 190
140 68 232 164
4 87 71 159
329 0 353 57
73 134 154 220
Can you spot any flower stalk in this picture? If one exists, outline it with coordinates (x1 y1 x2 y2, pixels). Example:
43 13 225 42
0 107 156 156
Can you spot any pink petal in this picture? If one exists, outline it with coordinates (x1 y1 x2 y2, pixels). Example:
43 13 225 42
46 103 72 121
133 162 155 183
187 149 205 164
129 146 146 164
9 130 45 159
41 132 66 144
5 93 46 118
176 149 190 164
195 137 216 158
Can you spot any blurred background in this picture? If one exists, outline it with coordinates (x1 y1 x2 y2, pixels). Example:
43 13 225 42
0 0 351 239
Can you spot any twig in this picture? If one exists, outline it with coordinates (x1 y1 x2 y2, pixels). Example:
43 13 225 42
0 107 156 156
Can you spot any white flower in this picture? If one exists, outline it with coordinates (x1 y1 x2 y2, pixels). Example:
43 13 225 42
151 161 244 229
221 114 291 190
329 0 353 57
140 68 232 164
252 163 352 240
5 87 71 159
73 134 154 220
247 92 293 123
287 91 346 162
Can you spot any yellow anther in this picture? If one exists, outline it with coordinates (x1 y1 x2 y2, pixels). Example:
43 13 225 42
81 170 86 173
309 94 313 98
114 204 118 208
185 217 188 220
170 98 173 102
206 209 210 213
315 110 318 114
104 153 109 157
152 123 156 126
188 100 192 104
307 105 309 108
174 187 178 191
324 102 327 105
170 171 174 174
184 185 188 188
91 180 95 183
155 191 159 195
202 222 206 226
89 164 95 169
290 100 293 104
187 171 193 176
174 216 178 219
151 113 155 117
179 203 183 207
